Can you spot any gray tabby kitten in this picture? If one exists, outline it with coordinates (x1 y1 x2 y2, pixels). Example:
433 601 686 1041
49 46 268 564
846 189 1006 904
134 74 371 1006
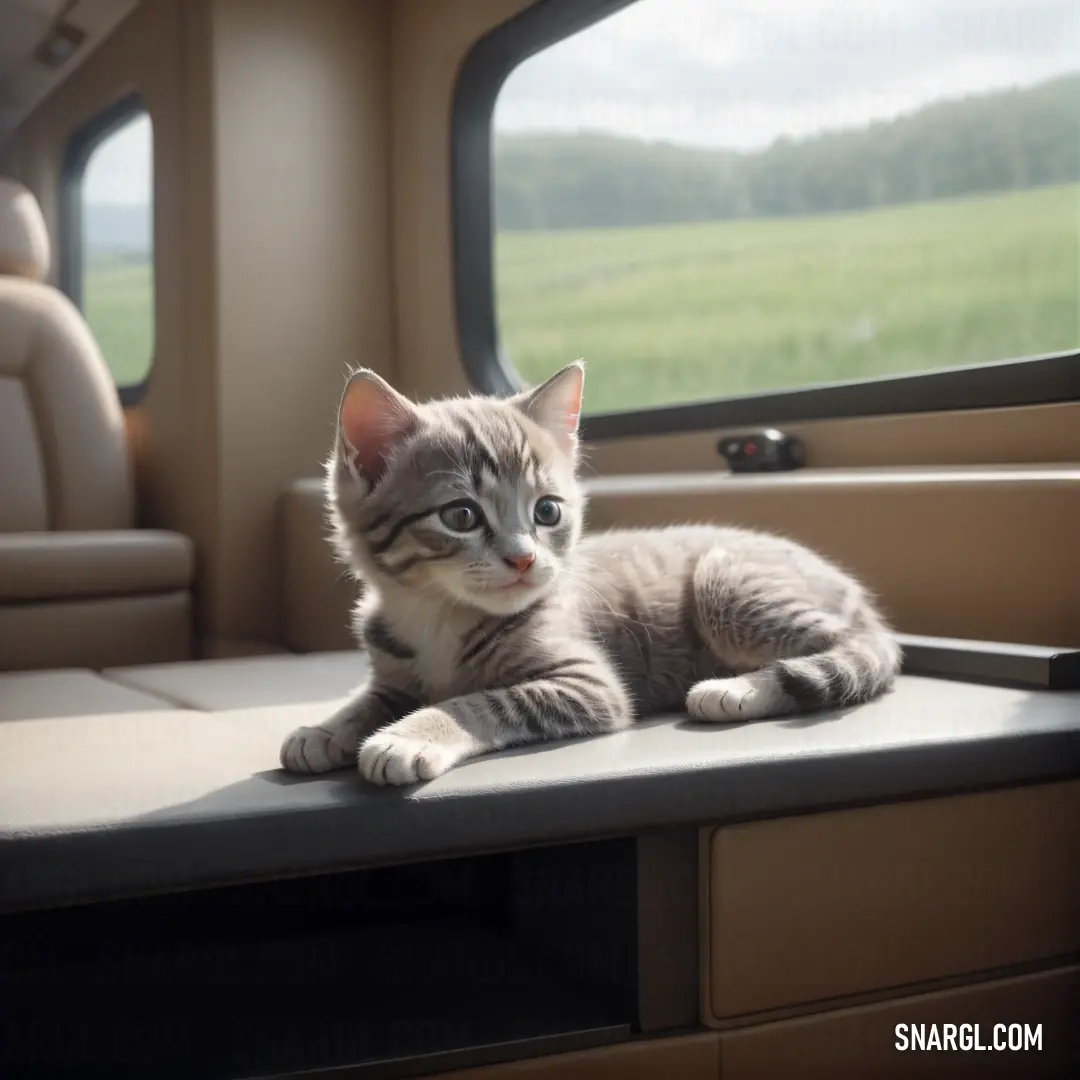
280 362 901 786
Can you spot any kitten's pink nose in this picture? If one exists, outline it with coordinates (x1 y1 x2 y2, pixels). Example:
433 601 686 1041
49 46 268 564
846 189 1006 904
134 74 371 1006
504 553 536 574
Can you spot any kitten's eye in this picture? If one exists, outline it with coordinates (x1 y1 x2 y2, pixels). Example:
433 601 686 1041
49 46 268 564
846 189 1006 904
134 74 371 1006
439 500 483 532
534 497 562 527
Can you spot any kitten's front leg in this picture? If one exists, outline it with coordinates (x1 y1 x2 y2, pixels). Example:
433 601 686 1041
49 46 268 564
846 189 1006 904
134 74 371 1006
357 659 633 786
280 683 421 774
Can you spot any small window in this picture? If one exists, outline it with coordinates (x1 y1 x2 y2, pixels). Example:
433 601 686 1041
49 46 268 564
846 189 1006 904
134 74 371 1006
481 0 1080 418
64 101 154 393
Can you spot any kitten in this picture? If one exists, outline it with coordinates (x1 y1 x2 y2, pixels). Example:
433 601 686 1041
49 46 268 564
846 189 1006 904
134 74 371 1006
280 362 901 786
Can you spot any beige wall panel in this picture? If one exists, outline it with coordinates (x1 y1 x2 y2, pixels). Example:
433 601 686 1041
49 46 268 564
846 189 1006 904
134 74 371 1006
249 466 1080 652
719 965 1079 1080
390 0 532 401
585 468 1080 646
208 0 393 642
704 781 1080 1020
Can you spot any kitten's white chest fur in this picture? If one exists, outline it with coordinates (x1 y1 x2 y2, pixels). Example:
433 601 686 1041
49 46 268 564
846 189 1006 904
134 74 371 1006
412 626 462 696
383 601 469 697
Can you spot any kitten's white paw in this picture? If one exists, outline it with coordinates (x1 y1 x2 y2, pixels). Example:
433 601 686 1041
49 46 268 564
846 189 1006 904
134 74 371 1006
357 710 469 786
687 674 790 722
280 725 357 773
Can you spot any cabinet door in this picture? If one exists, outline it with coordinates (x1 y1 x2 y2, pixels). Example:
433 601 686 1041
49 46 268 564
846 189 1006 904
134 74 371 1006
704 781 1080 1018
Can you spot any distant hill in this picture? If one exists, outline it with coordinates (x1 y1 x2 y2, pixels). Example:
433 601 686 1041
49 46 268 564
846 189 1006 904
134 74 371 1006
81 73 1078 245
494 73 1080 230
84 202 151 259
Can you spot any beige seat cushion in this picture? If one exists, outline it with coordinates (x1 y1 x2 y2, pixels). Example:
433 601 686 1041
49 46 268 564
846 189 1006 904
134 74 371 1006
0 278 134 532
0 176 49 282
0 177 133 534
0 668 180 722
0 531 194 602
0 592 193 672
103 651 369 711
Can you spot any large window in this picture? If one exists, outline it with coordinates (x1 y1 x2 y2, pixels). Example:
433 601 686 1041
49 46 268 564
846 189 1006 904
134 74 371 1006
467 0 1079 422
64 99 154 395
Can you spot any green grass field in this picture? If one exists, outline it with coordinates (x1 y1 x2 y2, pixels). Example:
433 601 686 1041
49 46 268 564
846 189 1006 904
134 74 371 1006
495 182 1079 413
83 183 1077 409
83 257 155 388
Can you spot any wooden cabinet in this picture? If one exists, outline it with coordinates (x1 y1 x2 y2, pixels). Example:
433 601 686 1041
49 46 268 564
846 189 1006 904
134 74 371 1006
703 780 1080 1019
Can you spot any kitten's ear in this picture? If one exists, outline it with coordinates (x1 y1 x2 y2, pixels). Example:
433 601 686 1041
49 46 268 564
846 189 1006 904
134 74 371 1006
337 368 419 487
512 360 584 450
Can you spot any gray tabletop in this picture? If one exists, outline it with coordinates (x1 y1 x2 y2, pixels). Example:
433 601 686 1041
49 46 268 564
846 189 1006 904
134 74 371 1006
2 675 1079 913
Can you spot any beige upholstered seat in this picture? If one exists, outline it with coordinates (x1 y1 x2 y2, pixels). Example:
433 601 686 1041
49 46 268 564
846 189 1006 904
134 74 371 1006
0 176 194 671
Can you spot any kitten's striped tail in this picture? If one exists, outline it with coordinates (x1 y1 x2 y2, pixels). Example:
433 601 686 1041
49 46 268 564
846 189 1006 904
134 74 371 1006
688 625 902 723
773 627 902 712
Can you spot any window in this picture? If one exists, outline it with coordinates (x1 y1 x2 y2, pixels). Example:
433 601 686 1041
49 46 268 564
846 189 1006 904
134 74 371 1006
456 0 1080 429
63 98 154 396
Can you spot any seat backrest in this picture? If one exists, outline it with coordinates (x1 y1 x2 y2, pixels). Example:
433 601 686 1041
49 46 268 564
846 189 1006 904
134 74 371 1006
0 176 134 532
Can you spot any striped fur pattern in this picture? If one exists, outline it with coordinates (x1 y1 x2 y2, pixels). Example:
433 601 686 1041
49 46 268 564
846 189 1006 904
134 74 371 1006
280 363 901 785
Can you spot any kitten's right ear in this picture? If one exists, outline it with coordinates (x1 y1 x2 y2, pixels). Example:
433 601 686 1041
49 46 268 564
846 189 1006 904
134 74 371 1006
337 369 419 487
511 360 584 452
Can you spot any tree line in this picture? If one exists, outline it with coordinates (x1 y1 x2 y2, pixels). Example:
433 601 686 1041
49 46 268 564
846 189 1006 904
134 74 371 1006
493 73 1079 230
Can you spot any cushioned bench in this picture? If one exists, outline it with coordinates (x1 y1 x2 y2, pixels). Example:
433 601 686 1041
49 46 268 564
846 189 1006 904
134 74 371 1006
0 651 367 722
1 671 1078 915
101 650 369 710
0 668 183 721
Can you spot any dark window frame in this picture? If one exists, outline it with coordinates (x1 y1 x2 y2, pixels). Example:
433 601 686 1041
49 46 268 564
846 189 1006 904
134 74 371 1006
450 0 1080 441
60 91 153 407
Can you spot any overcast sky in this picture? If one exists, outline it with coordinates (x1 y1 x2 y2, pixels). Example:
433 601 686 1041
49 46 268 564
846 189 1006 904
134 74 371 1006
495 0 1080 148
87 0 1078 204
83 113 152 205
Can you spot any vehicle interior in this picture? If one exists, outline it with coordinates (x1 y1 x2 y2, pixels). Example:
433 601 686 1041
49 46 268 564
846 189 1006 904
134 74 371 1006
0 0 1078 1077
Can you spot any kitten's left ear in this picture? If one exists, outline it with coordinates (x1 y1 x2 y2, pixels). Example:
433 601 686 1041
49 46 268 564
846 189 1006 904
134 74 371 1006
511 360 584 450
